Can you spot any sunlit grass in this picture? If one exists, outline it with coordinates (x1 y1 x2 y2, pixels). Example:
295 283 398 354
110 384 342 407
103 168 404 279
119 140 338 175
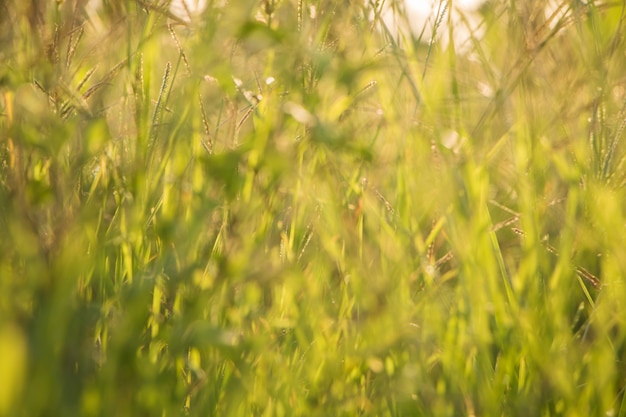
1 0 626 416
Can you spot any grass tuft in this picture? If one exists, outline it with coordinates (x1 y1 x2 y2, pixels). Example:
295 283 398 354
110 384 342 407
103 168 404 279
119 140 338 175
1 0 626 416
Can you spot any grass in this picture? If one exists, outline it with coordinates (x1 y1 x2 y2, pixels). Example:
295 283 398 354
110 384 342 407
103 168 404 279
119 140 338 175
1 0 626 415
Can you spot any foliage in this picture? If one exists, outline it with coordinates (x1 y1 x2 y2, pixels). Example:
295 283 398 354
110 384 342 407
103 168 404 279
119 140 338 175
1 0 626 416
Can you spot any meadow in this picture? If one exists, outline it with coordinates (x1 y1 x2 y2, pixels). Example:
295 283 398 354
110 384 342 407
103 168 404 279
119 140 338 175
1 0 626 416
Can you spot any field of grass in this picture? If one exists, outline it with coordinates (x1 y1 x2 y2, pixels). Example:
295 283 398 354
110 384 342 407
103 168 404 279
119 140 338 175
1 0 626 415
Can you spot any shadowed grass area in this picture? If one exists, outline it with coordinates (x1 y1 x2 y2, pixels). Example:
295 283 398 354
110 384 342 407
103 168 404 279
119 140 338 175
1 0 626 416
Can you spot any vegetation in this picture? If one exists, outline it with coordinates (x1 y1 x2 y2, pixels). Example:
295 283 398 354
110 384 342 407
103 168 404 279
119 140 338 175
1 0 626 415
